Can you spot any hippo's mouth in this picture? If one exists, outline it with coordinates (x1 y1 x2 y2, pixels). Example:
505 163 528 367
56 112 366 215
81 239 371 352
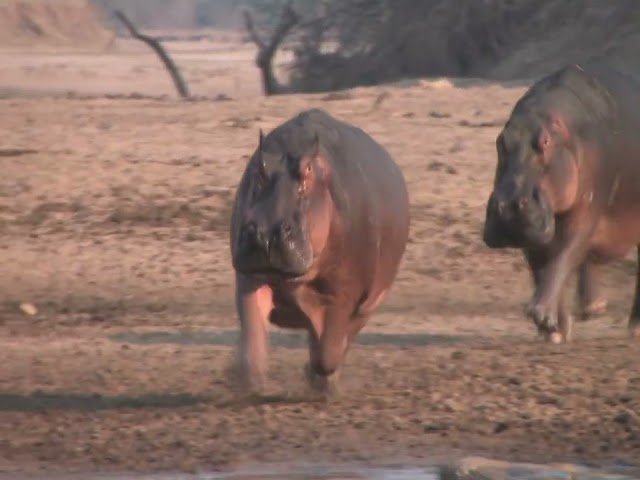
242 266 304 278
232 250 313 280
233 225 315 279
484 216 555 249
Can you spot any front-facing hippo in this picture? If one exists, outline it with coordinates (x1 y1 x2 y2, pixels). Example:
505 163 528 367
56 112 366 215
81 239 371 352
230 108 410 393
483 62 640 343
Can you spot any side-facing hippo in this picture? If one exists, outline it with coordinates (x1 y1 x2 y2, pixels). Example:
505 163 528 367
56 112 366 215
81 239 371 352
483 62 640 342
230 108 410 393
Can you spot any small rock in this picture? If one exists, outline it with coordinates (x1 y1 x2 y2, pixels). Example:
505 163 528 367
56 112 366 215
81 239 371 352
450 350 465 360
423 421 449 432
449 141 465 153
184 231 199 242
213 93 233 102
19 302 37 316
614 409 635 425
443 400 461 413
537 394 560 406
428 160 446 171
321 91 352 101
493 421 509 434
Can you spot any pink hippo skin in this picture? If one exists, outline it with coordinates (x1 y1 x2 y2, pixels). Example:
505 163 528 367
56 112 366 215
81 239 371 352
229 109 410 394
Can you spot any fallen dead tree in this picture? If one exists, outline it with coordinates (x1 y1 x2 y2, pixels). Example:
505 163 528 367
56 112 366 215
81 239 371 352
114 10 190 99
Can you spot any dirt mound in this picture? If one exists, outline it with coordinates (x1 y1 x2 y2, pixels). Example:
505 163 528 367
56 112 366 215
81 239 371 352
0 0 114 50
285 0 640 92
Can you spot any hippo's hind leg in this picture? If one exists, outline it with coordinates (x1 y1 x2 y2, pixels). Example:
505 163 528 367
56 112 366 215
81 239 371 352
234 274 273 392
627 246 640 338
577 260 607 321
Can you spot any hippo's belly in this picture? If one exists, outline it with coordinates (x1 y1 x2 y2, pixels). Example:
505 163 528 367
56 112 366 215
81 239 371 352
588 211 640 262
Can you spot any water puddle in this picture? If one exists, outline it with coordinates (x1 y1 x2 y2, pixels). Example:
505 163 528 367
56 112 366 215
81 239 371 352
2 465 439 480
150 465 437 480
5 461 640 480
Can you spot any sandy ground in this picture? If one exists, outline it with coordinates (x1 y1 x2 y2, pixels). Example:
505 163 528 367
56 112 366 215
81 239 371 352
0 36 640 476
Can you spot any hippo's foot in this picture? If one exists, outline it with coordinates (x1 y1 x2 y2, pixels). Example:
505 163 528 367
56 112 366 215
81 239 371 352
304 363 341 398
241 368 268 396
526 302 558 334
535 313 572 344
226 361 266 397
528 300 572 344
580 298 608 321
536 327 564 344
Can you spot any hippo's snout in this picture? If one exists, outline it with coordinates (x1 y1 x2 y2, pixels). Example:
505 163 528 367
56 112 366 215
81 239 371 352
233 218 310 277
240 220 292 257
483 192 514 248
483 184 553 249
491 184 544 222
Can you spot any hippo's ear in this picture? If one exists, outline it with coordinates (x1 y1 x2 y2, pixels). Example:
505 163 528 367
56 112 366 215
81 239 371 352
309 132 320 158
302 132 331 186
255 129 268 176
546 111 571 145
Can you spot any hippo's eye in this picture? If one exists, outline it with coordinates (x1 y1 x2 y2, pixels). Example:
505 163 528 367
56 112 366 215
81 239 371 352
533 129 552 152
305 164 312 176
298 163 313 195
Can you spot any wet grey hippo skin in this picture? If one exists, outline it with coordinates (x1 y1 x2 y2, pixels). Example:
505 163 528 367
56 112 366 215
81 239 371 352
230 108 410 393
483 62 640 342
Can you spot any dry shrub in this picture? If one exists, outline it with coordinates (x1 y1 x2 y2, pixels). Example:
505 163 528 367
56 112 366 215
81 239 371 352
283 0 640 92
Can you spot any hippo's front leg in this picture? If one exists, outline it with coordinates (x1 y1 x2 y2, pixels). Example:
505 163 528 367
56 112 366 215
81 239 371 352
234 273 273 392
627 246 640 338
525 230 591 342
526 251 563 342
303 304 352 396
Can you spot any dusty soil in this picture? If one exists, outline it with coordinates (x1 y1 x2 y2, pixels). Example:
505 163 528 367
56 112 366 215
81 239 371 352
0 38 640 476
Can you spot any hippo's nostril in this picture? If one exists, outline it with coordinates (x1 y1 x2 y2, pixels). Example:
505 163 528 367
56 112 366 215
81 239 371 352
518 196 528 211
243 222 257 241
532 187 542 205
497 200 507 216
271 221 291 243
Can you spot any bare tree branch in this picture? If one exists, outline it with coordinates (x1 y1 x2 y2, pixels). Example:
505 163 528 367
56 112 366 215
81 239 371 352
243 3 299 96
114 10 190 100
242 9 266 51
